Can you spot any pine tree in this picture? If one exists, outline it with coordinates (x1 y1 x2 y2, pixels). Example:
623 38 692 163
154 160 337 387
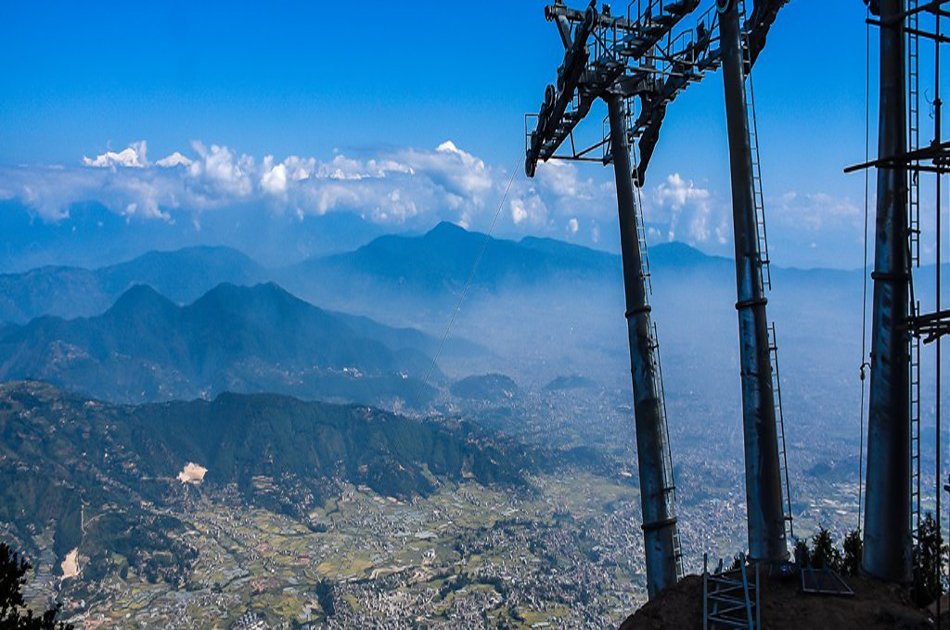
0 542 73 629
841 528 863 576
810 526 842 571
913 512 947 607
793 538 810 568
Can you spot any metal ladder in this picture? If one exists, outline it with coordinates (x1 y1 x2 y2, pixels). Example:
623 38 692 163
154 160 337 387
911 299 923 541
633 164 654 294
703 553 760 629
768 323 794 539
655 321 685 578
671 519 685 579
737 0 791 547
626 103 654 295
602 107 655 296
908 0 921 266
740 0 772 292
739 0 790 543
606 106 681 575
601 104 654 294
906 0 922 542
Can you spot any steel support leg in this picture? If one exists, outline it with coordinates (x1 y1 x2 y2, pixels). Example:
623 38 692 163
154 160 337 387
863 0 912 583
718 0 788 564
606 93 680 598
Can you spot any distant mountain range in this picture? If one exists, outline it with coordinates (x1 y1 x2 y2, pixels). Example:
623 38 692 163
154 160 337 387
1 220 945 403
290 221 623 296
0 282 441 405
0 221 730 325
0 200 384 273
0 245 266 323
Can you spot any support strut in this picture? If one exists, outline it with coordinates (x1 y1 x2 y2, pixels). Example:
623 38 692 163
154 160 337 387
606 93 680 597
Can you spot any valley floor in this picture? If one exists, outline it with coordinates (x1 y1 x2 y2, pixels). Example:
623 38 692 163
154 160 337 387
30 472 647 628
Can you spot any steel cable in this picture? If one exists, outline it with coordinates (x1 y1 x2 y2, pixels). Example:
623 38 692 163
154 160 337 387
421 158 521 390
858 3 872 533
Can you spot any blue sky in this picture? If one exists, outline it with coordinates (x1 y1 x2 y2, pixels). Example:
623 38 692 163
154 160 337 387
0 0 943 268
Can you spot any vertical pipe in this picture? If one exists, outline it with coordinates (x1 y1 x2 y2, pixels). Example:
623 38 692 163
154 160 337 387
606 93 680 598
934 6 943 603
933 2 944 616
862 0 911 583
717 0 788 564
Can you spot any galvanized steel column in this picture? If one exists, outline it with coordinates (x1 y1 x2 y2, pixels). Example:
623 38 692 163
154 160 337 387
606 93 680 598
718 0 788 564
862 0 912 583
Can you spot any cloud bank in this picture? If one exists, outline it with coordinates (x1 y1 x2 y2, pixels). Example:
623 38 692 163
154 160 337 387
4 139 625 237
0 139 867 266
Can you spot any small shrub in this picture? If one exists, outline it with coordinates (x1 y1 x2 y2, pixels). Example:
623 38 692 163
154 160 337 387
841 528 863 577
913 512 947 607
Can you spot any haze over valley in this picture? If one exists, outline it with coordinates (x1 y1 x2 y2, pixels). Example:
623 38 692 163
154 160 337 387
2 217 946 626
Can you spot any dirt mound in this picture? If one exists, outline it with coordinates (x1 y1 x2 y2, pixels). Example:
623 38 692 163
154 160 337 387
619 572 933 629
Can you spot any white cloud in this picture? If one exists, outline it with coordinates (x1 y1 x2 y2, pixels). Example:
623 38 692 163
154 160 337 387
510 199 528 224
655 173 708 209
773 191 860 232
15 139 523 229
536 161 588 200
0 143 699 248
651 172 727 245
0 140 880 266
189 141 254 198
532 160 608 222
283 155 316 181
401 140 493 203
1 141 680 244
82 140 148 168
111 176 169 220
260 157 288 196
156 151 193 168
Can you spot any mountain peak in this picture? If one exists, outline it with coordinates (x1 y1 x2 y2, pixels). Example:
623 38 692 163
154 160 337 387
203 280 287 298
425 221 472 239
649 241 723 266
1 280 441 406
105 284 176 318
189 281 310 313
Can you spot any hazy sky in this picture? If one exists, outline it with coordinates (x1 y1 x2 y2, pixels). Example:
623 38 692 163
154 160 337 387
0 1 945 268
